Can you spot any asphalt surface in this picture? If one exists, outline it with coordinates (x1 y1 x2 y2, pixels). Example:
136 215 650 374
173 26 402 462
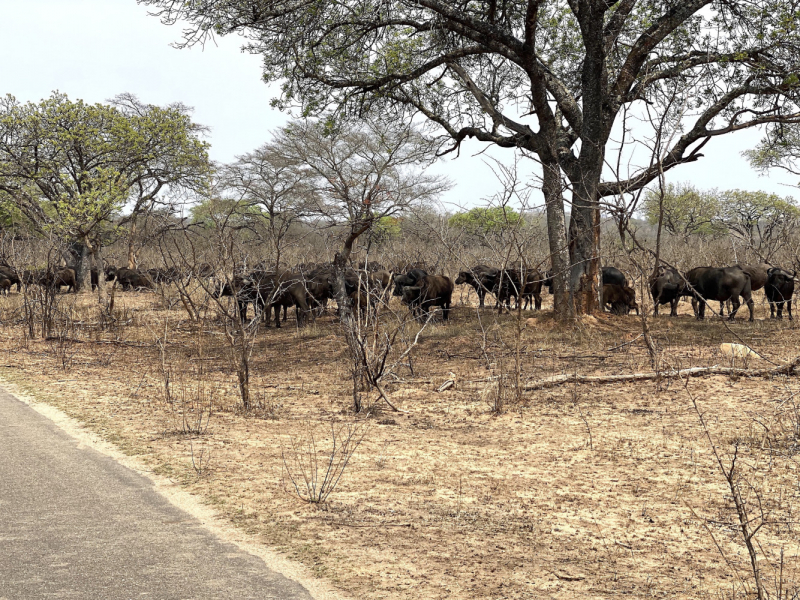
0 388 315 600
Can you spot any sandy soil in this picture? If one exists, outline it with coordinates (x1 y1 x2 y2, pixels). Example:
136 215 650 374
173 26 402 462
1 287 799 599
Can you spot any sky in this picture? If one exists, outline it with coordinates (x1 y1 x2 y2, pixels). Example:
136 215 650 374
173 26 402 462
1 0 797 212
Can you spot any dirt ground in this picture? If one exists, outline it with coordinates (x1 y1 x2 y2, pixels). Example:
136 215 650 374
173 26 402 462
1 286 799 599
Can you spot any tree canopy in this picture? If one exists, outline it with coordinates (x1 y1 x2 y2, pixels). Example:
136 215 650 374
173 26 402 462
142 0 800 317
0 92 210 286
449 206 523 236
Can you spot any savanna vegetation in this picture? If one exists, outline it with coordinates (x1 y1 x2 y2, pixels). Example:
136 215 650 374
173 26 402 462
2 0 800 597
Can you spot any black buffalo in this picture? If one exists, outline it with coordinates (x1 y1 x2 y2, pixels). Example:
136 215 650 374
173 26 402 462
0 265 21 292
40 268 77 293
106 267 156 291
649 265 685 316
603 284 638 315
686 266 754 321
454 265 499 308
400 275 454 321
765 267 795 320
602 266 628 287
393 268 429 296
218 271 309 327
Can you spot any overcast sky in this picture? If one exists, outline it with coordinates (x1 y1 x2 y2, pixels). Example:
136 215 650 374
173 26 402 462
1 0 797 211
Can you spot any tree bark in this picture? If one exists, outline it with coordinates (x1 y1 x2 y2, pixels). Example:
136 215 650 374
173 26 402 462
127 221 138 269
76 239 92 292
542 159 573 321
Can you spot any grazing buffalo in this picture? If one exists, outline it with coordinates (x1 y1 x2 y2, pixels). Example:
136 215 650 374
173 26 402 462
400 275 454 321
765 267 795 320
106 267 156 291
147 267 183 285
41 268 77 293
349 290 373 315
603 284 638 315
454 265 499 308
368 269 392 293
686 266 753 321
649 265 685 316
0 265 21 292
393 268 429 296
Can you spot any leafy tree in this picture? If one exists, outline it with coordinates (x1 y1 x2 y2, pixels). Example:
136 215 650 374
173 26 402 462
189 197 262 230
718 189 800 261
449 206 522 236
641 183 724 239
746 123 800 179
0 92 210 289
142 0 800 318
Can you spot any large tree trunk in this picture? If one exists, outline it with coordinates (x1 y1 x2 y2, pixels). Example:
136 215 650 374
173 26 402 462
76 240 92 292
568 192 601 315
92 244 106 301
567 12 606 316
542 159 573 321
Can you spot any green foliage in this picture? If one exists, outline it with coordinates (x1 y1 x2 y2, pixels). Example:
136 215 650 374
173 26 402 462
0 92 210 244
448 206 522 236
189 197 265 228
642 183 724 237
745 124 800 178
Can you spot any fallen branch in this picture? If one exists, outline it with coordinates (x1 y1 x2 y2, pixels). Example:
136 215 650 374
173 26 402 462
523 357 800 391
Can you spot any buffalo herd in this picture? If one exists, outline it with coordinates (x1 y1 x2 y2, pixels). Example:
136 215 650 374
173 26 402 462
0 259 795 325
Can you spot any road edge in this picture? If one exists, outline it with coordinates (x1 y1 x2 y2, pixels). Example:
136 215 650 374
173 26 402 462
0 374 349 600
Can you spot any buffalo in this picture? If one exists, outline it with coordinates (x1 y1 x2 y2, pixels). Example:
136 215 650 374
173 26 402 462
40 268 77 293
719 263 770 314
765 267 795 320
400 275 454 321
602 266 628 287
454 265 499 308
493 269 524 310
0 265 21 292
393 268 429 296
649 265 685 316
106 267 156 291
603 284 638 315
218 271 308 328
686 266 754 321
520 269 544 310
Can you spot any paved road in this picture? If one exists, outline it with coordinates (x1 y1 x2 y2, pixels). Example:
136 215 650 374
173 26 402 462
0 388 315 600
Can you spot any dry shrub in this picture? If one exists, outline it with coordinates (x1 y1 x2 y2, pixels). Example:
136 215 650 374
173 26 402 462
282 420 368 503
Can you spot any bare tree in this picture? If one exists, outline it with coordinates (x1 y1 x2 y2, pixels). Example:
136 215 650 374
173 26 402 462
220 143 316 272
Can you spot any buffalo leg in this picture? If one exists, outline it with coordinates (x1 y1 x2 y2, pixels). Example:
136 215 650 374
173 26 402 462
728 297 741 320
534 293 541 310
787 300 793 321
273 305 281 328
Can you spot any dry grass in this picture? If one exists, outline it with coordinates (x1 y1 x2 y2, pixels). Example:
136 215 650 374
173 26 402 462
2 286 800 599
